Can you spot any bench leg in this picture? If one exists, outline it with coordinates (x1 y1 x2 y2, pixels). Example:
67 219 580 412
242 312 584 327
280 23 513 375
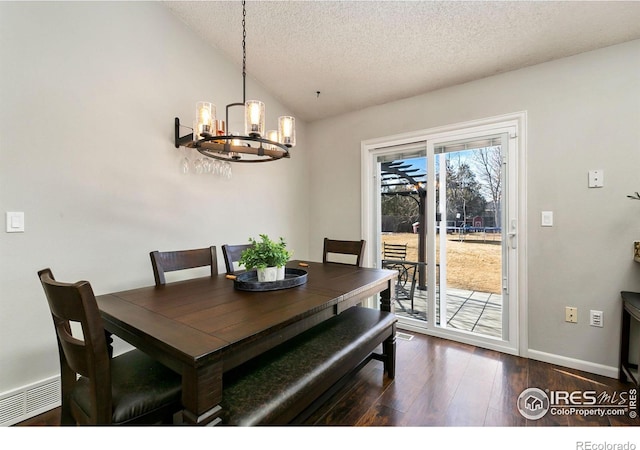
383 325 396 379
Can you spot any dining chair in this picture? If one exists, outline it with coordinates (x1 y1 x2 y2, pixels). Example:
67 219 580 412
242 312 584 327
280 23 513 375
149 246 217 286
37 268 182 425
322 238 366 267
222 243 253 274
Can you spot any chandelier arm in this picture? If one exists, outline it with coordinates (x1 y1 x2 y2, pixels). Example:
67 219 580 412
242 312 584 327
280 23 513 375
174 117 194 148
226 102 244 132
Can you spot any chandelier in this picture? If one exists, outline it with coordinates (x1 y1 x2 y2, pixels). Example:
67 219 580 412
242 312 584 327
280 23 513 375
174 0 296 163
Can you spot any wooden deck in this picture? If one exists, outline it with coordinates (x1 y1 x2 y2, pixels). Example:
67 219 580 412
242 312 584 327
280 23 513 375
394 284 503 338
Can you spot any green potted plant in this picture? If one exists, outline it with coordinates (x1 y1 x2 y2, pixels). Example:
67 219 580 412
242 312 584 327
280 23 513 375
239 234 292 282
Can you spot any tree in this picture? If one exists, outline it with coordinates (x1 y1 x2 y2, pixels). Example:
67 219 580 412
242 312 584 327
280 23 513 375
472 146 503 227
445 160 486 225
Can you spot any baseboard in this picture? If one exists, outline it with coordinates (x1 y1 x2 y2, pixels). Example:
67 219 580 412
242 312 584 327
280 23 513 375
397 325 620 380
0 376 61 426
527 349 619 379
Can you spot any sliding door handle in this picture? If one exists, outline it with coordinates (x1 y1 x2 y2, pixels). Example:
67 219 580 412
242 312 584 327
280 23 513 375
508 219 517 249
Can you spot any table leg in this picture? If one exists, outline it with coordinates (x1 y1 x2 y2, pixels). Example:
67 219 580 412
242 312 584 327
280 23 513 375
380 279 394 313
181 360 224 426
104 331 113 359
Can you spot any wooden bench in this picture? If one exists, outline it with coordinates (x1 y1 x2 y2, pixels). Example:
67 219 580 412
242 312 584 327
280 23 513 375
220 306 397 425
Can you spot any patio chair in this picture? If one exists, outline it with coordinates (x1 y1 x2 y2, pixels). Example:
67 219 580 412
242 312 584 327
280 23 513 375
381 242 418 313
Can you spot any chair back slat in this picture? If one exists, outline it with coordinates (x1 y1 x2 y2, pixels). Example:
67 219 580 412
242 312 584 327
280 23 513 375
222 244 253 274
383 243 407 260
150 246 217 285
322 238 366 267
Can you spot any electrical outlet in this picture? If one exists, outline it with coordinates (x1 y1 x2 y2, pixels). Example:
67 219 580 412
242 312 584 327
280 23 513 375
565 307 577 323
588 170 604 188
590 310 603 327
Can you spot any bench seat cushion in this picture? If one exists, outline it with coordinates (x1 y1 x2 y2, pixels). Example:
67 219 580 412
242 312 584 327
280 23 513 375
221 306 396 426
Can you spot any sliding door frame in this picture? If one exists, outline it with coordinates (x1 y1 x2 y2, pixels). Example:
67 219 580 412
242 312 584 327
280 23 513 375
361 112 528 356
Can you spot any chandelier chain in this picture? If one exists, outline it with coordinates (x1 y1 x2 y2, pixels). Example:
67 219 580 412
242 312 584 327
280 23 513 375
242 0 246 102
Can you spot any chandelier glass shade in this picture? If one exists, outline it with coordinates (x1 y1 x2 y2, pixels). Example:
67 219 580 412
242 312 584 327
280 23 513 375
174 1 295 163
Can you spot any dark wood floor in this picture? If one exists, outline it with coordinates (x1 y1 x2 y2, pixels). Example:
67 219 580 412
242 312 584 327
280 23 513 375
16 331 639 427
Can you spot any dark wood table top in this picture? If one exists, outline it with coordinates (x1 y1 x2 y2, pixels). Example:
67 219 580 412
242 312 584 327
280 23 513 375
95 260 396 424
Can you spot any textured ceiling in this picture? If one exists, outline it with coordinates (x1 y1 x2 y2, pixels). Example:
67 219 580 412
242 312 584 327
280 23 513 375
164 1 640 123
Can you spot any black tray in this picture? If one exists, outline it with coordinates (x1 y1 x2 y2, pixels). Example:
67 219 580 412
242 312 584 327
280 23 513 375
234 268 308 292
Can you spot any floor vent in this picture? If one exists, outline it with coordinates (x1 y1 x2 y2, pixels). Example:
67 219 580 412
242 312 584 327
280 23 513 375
0 377 60 426
396 332 414 341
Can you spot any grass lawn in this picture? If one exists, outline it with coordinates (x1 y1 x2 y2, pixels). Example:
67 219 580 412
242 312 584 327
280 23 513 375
381 232 502 294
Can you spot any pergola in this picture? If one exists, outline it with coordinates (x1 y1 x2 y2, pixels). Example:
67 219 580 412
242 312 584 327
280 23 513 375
380 160 427 289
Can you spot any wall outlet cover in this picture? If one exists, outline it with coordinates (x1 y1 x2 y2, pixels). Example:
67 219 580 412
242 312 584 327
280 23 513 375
565 306 577 323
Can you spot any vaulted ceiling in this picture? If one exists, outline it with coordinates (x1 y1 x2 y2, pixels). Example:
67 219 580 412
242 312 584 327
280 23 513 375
164 1 640 122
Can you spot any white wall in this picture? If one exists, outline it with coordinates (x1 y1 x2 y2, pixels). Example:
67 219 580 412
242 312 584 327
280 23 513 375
307 40 640 372
0 2 309 395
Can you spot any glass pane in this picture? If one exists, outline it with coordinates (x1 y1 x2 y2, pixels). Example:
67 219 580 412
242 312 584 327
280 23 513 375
379 152 428 323
436 141 503 338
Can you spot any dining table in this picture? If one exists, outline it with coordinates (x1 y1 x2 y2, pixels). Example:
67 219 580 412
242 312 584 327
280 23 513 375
95 260 396 425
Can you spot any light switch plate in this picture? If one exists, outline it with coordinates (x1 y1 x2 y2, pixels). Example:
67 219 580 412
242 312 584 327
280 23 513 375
541 211 553 227
6 212 24 233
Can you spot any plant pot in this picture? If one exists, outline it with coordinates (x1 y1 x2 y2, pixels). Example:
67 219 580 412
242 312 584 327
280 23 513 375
276 266 285 281
257 267 278 282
